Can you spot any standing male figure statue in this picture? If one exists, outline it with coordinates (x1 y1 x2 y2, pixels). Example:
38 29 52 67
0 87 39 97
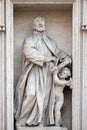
15 16 71 127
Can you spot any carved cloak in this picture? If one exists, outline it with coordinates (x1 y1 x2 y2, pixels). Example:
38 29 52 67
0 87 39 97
15 33 60 125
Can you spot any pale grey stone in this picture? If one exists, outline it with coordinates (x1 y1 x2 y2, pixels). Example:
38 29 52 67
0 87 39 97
16 126 68 130
1 1 86 130
51 67 72 126
14 10 72 129
14 16 71 127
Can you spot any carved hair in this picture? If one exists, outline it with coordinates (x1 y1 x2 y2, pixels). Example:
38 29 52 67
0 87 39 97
59 67 71 78
33 16 46 25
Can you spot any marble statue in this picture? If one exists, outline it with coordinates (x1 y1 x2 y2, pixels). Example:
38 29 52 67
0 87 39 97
48 52 72 126
14 16 72 127
52 67 72 126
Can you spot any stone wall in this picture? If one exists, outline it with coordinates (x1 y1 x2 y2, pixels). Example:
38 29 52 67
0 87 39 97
0 0 87 130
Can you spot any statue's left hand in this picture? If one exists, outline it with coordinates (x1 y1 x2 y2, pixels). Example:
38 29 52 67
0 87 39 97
44 56 56 63
51 66 58 74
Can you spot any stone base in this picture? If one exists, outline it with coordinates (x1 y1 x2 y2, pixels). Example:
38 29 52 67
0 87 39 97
16 126 68 130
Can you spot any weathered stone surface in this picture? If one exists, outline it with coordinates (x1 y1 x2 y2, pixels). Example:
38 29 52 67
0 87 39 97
14 10 72 129
15 16 72 128
0 1 87 130
16 126 68 130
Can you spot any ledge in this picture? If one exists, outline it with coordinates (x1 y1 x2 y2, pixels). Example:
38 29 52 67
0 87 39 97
0 25 5 31
12 0 76 5
16 126 68 130
81 24 87 31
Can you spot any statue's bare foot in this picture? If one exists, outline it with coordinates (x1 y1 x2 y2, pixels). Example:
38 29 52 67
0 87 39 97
55 123 60 127
38 123 43 127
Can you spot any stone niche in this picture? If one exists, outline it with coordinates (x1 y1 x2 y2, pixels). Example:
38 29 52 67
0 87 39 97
14 4 72 130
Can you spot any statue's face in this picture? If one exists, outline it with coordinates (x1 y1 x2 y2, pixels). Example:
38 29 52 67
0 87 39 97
33 17 46 32
59 69 71 79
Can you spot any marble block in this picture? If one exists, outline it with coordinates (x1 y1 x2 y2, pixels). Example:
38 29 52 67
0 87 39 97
16 126 68 130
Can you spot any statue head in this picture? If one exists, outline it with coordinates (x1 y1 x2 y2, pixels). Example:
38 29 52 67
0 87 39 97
32 16 46 32
59 67 71 79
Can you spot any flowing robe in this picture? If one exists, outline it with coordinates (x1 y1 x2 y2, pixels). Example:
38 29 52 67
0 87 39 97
15 32 61 126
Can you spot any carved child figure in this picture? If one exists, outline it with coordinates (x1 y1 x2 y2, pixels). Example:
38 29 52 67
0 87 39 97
52 67 72 126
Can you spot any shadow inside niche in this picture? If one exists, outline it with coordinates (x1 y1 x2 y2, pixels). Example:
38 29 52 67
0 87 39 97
61 86 72 130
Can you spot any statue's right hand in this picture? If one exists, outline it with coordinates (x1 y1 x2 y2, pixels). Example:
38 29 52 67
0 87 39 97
66 80 71 86
44 56 56 63
50 66 58 74
66 78 72 87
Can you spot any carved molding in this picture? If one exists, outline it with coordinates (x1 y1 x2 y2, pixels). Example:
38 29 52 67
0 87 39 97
0 0 4 25
81 24 87 31
0 1 5 130
0 25 5 31
82 1 87 130
5 1 82 130
11 0 76 4
83 0 87 24
6 1 14 130
72 1 82 130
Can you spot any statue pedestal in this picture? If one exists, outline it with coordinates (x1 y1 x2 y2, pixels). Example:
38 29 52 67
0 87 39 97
16 126 68 130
